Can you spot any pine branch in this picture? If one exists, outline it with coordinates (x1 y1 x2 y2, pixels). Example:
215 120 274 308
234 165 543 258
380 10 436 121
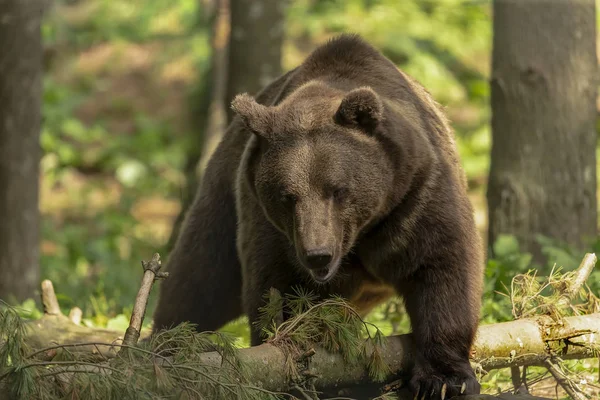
9 253 600 399
18 311 600 395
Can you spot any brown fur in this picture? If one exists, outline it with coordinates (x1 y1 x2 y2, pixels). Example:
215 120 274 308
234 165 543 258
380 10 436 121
153 34 484 399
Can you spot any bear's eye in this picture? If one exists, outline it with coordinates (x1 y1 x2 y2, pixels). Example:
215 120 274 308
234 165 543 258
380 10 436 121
332 187 349 203
280 191 297 204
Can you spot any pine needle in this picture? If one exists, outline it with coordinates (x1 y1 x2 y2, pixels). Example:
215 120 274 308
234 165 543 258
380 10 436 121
259 287 390 386
0 303 284 400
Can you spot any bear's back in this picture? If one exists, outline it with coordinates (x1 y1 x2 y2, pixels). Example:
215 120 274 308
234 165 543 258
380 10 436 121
216 34 466 192
249 34 466 187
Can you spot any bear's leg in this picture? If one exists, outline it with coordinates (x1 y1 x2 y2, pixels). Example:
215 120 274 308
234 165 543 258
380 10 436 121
236 214 299 346
244 278 288 347
152 186 243 334
398 261 481 399
242 253 299 346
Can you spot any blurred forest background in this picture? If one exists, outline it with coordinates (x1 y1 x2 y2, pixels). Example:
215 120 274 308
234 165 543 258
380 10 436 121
1 0 600 396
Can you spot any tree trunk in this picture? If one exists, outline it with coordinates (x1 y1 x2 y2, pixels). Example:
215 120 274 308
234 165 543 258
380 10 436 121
201 0 287 172
197 0 230 175
225 0 285 122
487 0 598 261
166 0 230 251
167 0 285 249
0 0 44 302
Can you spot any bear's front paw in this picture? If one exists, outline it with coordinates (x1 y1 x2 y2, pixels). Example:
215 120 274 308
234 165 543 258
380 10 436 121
409 366 480 399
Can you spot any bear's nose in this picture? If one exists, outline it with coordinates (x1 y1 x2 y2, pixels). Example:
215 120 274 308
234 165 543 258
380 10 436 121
305 248 333 269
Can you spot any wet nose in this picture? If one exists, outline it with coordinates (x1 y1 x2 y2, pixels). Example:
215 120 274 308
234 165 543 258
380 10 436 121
305 248 333 269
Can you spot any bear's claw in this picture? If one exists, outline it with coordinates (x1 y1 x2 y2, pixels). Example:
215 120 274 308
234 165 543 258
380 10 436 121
408 367 480 400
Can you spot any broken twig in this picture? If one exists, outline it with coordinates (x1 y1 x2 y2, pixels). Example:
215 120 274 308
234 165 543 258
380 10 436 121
543 357 586 400
41 280 61 316
557 253 597 307
120 253 168 350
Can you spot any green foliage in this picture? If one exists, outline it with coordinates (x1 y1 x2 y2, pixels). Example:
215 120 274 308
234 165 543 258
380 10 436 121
480 235 530 323
495 235 600 290
287 0 491 104
0 304 283 400
480 234 600 324
478 254 600 397
0 302 34 399
38 0 215 321
257 288 390 384
44 0 204 48
0 292 396 399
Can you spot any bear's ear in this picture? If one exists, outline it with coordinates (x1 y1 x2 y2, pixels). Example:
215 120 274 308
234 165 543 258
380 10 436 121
231 93 274 138
334 87 383 133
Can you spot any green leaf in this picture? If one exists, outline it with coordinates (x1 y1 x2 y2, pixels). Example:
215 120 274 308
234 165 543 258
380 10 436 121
493 234 520 257
116 159 148 187
106 314 130 331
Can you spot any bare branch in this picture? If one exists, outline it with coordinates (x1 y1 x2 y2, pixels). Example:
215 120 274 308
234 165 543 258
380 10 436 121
557 253 597 305
510 366 521 391
120 253 167 349
543 357 586 400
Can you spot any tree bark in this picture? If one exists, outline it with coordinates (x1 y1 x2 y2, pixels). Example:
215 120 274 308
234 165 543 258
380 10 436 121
225 0 285 122
166 0 230 251
197 0 231 174
487 0 598 261
0 0 44 302
168 0 286 249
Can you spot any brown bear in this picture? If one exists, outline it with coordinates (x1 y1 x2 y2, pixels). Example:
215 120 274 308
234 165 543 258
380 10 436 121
153 34 484 399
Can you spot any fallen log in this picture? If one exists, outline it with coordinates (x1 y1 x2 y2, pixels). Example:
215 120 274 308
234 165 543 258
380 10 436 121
14 253 600 399
23 311 599 397
195 313 600 393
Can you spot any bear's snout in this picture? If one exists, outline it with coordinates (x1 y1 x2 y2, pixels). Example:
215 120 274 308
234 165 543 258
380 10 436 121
299 247 341 283
305 248 333 269
292 199 343 283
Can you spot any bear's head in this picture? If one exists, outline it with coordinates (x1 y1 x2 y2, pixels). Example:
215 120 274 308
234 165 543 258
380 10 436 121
232 82 396 283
